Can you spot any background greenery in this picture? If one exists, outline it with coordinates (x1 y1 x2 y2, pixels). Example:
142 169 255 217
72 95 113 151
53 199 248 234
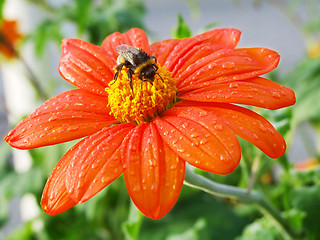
1 0 320 239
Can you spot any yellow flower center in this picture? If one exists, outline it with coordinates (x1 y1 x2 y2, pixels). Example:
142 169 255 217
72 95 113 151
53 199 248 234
106 65 177 124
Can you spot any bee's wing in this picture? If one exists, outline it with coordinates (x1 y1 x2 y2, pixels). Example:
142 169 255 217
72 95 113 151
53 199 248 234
116 44 140 66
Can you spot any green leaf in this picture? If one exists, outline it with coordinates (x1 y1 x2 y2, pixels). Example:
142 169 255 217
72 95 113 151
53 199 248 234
291 184 320 238
122 202 143 240
167 218 206 240
73 0 92 36
30 19 63 56
0 0 5 20
171 14 192 39
235 217 280 240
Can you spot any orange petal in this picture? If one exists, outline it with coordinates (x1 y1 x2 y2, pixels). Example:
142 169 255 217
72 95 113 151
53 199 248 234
65 123 135 203
150 39 181 66
154 108 241 175
179 77 296 110
101 28 150 59
121 123 185 219
0 20 23 59
150 29 240 70
41 147 78 215
177 48 279 90
4 89 116 149
162 28 241 73
178 101 286 158
59 39 115 95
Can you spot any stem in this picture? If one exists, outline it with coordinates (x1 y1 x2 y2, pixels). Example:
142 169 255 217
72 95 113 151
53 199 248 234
183 166 303 240
1 33 49 100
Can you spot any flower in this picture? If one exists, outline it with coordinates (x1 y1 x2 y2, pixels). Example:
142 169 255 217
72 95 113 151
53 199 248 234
5 28 295 219
0 19 23 59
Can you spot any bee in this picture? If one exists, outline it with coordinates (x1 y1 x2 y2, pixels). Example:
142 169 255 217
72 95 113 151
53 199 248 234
114 44 163 90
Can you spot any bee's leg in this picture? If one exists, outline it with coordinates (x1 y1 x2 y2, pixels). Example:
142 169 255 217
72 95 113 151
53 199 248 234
111 63 126 87
153 64 164 82
113 71 119 81
128 69 134 91
153 63 159 71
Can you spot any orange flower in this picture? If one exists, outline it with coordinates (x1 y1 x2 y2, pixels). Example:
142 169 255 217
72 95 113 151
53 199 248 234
5 28 295 219
0 19 23 59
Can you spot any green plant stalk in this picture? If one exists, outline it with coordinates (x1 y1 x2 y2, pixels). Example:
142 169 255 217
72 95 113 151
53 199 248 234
1 32 49 100
183 166 303 240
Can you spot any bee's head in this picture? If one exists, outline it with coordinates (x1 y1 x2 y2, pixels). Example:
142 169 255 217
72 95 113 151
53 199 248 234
140 65 157 82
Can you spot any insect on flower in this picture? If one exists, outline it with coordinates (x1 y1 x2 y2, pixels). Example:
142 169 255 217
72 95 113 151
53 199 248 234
114 44 163 90
4 28 296 220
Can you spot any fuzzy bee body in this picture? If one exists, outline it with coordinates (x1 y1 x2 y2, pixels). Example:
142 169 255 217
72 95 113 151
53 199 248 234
114 44 162 90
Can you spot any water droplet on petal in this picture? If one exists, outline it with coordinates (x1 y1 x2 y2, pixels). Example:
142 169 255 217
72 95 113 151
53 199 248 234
48 116 58 122
259 125 267 132
272 92 281 99
253 134 259 140
177 148 185 153
133 185 141 192
200 139 208 145
91 163 97 169
229 83 239 88
222 62 235 69
182 122 188 128
215 125 223 131
190 133 199 138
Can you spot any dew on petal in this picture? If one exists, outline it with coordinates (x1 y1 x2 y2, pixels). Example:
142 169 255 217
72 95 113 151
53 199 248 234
132 185 141 192
48 116 58 122
172 138 178 144
272 92 281 99
215 125 223 131
253 134 259 140
190 133 199 138
259 125 267 132
229 83 239 88
182 122 189 128
199 139 208 145
222 62 235 69
177 148 185 153
91 163 97 169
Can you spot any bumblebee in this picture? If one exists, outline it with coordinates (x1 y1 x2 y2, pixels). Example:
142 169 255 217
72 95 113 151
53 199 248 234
114 44 163 90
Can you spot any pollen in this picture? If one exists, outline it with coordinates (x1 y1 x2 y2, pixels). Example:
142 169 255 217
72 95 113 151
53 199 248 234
106 65 177 124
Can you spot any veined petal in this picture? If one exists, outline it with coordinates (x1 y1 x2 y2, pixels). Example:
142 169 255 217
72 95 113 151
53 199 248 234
176 101 286 158
101 28 150 59
41 147 77 215
121 123 185 219
154 108 241 175
179 77 296 110
160 28 241 73
150 39 181 66
59 39 115 96
177 48 279 90
65 123 135 203
5 89 116 149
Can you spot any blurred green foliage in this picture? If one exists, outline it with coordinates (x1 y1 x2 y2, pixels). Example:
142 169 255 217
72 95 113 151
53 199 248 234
1 0 320 240
26 0 146 56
